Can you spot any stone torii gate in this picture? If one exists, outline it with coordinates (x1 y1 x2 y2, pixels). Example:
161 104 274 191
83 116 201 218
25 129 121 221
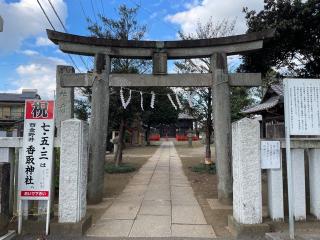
47 29 274 204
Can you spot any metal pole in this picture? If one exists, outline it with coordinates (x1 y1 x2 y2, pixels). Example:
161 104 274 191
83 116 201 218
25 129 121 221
284 80 295 239
18 200 22 234
46 141 55 235
45 199 50 235
285 126 294 239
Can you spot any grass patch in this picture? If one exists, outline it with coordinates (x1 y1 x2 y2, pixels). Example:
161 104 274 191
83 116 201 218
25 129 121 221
105 162 137 174
191 163 216 174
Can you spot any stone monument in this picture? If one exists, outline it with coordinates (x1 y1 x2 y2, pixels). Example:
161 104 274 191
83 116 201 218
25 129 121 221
59 119 88 223
232 118 262 224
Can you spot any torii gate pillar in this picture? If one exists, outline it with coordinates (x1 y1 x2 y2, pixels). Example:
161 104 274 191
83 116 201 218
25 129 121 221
211 53 232 203
87 54 111 204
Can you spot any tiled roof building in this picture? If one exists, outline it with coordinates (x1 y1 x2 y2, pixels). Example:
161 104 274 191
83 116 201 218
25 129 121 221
0 89 40 136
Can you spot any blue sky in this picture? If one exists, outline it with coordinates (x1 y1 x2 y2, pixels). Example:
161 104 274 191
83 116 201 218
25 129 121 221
0 0 264 99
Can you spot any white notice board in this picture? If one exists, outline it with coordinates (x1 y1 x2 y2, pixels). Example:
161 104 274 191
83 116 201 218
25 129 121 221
283 78 320 239
18 100 55 200
261 141 281 169
284 78 320 135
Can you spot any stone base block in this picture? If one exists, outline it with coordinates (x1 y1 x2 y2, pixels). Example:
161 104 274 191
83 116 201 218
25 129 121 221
228 215 270 237
8 214 92 237
265 232 320 240
0 215 8 237
0 230 15 240
50 214 92 237
11 221 46 235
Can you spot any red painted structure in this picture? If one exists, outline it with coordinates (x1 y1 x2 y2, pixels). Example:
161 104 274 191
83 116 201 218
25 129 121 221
175 134 199 141
149 134 160 141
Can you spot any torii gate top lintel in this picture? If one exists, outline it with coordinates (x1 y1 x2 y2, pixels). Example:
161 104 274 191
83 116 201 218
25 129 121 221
47 29 274 59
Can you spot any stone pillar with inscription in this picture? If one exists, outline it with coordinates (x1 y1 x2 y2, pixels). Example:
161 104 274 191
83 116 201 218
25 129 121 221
53 65 74 219
232 118 262 224
309 149 320 219
55 65 74 138
59 119 88 222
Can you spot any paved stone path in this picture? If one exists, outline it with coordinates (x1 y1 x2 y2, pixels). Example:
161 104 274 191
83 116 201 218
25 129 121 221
87 142 216 238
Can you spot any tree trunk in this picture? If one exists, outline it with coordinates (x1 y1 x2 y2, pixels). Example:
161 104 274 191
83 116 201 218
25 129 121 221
114 118 125 167
205 87 212 164
146 124 151 146
195 121 199 138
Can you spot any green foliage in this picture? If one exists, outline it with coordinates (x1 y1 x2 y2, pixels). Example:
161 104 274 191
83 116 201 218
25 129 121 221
88 5 150 75
105 162 137 173
124 130 132 143
88 5 146 40
85 4 178 135
87 4 151 131
191 163 216 174
141 87 179 127
241 0 320 78
230 87 254 122
74 98 90 121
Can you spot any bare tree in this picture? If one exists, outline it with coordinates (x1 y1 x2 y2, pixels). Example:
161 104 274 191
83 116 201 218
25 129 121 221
175 18 235 163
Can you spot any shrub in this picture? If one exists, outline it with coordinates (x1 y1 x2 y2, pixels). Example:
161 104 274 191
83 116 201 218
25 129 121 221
191 163 216 174
105 162 137 173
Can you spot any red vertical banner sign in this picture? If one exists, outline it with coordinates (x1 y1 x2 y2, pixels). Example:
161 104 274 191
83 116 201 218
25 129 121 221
18 100 55 200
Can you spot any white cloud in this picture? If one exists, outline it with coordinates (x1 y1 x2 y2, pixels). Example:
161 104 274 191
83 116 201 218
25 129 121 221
0 0 67 54
21 49 39 56
13 55 66 99
36 36 54 47
184 0 200 9
166 0 264 35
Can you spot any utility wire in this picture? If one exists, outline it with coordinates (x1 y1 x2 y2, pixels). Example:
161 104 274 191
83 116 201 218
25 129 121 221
47 0 89 71
47 0 66 32
79 0 95 69
37 0 55 30
100 0 106 17
90 0 99 26
94 0 103 18
37 0 81 72
79 0 88 20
